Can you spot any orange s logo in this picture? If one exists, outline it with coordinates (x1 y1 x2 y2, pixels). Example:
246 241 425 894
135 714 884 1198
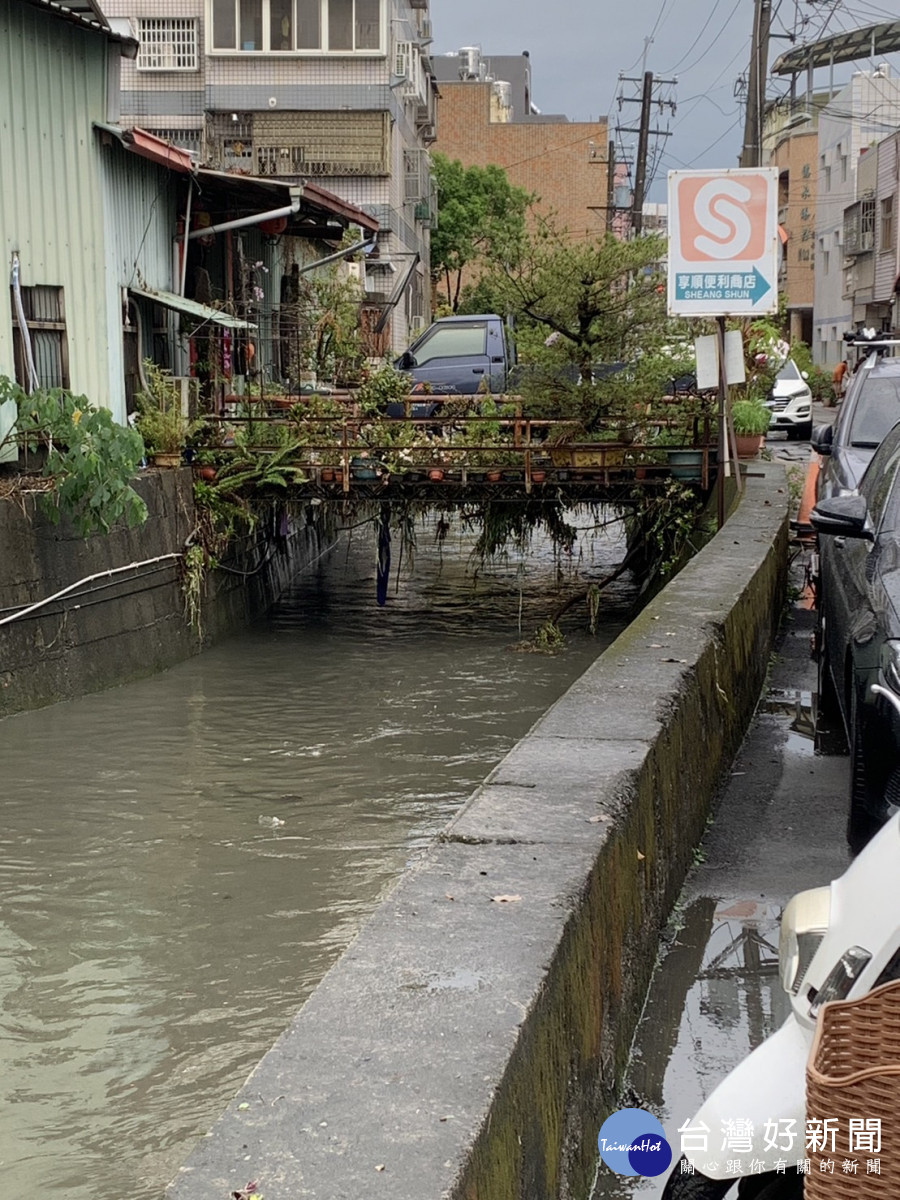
677 174 770 263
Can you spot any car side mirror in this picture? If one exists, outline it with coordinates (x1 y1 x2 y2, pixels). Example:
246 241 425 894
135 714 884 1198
397 350 415 369
801 370 809 380
811 424 834 456
810 494 874 541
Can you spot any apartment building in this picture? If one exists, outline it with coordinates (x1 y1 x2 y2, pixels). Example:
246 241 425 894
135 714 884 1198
842 133 900 334
814 67 900 366
102 0 438 348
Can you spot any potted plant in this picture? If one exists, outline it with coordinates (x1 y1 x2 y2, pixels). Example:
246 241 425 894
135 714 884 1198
136 361 202 467
731 397 771 459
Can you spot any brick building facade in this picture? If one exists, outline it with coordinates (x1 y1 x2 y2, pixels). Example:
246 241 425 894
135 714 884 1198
432 79 609 240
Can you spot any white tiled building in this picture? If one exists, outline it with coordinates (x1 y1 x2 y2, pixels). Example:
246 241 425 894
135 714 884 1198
103 0 438 349
814 68 900 366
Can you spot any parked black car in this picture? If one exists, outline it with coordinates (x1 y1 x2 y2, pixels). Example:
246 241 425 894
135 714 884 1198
812 421 900 851
813 353 900 499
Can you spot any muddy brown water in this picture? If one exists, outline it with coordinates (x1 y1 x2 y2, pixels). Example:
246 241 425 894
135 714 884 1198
0 511 635 1198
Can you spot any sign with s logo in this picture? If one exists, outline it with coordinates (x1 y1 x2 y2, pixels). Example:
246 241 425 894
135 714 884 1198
668 168 778 316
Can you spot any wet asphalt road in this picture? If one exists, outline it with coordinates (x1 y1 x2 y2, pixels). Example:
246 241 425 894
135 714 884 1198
591 418 852 1199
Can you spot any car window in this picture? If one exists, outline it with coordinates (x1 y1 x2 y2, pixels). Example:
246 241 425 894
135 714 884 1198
846 375 900 447
861 426 900 530
776 360 801 382
413 324 487 364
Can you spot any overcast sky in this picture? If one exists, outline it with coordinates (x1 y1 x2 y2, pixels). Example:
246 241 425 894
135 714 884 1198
428 0 900 200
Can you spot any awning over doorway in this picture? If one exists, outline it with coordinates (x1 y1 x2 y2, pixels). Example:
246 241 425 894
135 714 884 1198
129 287 257 331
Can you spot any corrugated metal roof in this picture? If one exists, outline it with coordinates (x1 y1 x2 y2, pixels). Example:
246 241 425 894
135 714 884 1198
129 287 257 331
19 0 137 46
195 170 379 234
22 0 109 29
95 123 195 174
773 20 900 75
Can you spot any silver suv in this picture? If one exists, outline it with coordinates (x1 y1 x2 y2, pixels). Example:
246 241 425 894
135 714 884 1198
765 359 813 439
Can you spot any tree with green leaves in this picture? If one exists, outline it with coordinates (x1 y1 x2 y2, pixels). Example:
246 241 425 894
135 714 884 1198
476 214 677 429
430 154 532 313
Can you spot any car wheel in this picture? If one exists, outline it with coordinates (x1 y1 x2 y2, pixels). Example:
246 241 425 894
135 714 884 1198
661 1158 733 1199
848 692 884 855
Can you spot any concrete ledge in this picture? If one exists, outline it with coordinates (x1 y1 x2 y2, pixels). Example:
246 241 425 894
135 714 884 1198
0 471 330 716
168 463 789 1200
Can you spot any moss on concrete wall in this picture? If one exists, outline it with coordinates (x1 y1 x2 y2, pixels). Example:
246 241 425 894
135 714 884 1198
0 468 331 716
452 465 788 1199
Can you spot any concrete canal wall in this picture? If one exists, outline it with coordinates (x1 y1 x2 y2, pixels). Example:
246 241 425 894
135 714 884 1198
167 463 790 1200
0 468 331 717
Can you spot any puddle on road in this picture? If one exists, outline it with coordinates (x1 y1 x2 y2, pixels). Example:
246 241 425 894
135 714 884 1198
591 665 848 1198
763 688 816 754
591 897 791 1199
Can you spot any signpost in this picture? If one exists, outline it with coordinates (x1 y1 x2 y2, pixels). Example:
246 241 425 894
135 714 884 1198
667 168 779 318
667 168 779 525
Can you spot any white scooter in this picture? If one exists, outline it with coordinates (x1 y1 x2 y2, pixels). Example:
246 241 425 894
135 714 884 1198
661 683 900 1200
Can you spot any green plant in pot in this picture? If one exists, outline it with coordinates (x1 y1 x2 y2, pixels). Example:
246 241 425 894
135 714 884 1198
135 361 203 465
731 397 771 458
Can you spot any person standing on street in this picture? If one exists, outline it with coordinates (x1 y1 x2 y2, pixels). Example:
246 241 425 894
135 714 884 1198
832 359 848 405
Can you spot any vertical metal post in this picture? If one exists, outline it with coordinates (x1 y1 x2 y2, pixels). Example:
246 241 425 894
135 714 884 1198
717 316 727 529
179 178 193 298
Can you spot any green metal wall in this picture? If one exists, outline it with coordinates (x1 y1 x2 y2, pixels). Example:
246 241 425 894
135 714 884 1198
0 1 114 414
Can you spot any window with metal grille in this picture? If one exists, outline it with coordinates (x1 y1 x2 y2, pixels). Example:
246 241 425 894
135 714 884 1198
207 111 389 176
10 285 69 390
881 195 894 252
144 128 203 156
861 196 876 250
138 18 199 70
211 0 382 52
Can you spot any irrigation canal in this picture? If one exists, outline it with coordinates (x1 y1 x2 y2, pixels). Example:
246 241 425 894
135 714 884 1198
0 506 637 1199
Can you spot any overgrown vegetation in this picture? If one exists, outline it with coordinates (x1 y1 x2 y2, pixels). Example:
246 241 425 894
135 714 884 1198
135 360 204 457
0 375 147 536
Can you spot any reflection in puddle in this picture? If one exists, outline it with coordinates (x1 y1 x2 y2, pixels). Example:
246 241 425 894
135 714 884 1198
592 897 791 1199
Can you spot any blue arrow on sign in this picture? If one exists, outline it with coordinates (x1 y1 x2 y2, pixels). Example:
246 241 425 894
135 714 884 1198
748 272 771 305
673 271 772 306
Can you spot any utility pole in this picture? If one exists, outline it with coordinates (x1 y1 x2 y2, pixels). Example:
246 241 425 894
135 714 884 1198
632 71 654 236
740 0 772 167
606 139 617 232
617 71 676 236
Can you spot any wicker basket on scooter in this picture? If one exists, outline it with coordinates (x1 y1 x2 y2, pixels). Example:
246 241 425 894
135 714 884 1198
806 979 900 1198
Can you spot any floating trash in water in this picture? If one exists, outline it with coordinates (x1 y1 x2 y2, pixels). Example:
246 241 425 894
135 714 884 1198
258 815 285 828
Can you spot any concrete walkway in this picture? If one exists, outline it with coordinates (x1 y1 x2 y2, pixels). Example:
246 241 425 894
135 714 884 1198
592 432 851 1198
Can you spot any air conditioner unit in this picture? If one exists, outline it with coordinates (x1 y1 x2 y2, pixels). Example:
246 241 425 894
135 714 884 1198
171 376 200 417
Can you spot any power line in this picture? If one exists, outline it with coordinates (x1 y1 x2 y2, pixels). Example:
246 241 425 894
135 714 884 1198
662 0 741 76
660 114 744 170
